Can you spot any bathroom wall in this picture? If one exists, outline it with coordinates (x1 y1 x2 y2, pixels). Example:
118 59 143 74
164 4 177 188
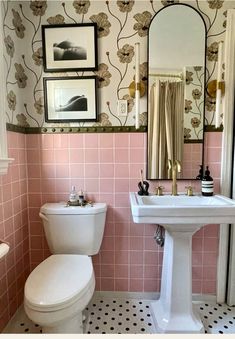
3 0 231 129
27 131 221 294
0 132 29 332
0 0 227 330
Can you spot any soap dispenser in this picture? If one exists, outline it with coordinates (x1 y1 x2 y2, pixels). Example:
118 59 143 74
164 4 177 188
69 186 78 203
201 166 214 196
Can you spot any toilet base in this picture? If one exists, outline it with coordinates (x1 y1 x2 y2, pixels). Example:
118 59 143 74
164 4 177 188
42 312 83 333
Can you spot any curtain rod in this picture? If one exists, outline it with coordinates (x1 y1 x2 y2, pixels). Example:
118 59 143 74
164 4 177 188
149 73 183 80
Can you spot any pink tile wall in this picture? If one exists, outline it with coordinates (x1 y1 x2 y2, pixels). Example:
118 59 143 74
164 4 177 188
27 132 222 295
0 132 29 332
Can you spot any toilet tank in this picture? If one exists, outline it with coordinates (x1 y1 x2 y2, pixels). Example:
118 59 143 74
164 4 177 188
39 202 107 255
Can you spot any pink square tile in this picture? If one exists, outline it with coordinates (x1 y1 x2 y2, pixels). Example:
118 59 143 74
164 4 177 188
103 223 115 237
203 238 218 251
115 164 129 178
27 164 41 179
69 149 85 163
202 280 216 294
115 278 128 291
144 279 159 292
114 134 129 148
84 134 99 148
53 134 69 149
115 251 129 265
100 237 115 251
115 223 129 237
115 236 129 251
84 149 99 163
100 251 114 265
192 252 203 266
115 193 129 207
144 251 158 265
27 149 41 164
100 179 114 193
100 164 114 178
28 179 41 193
144 265 158 279
41 179 55 193
130 223 144 237
130 237 144 251
2 184 12 201
101 264 114 278
26 135 40 149
100 149 114 163
130 148 145 163
192 280 202 294
7 131 18 148
115 264 128 278
69 134 84 148
129 279 143 292
55 164 70 178
11 165 20 182
28 194 42 208
130 251 143 265
114 149 129 163
84 164 100 178
40 134 54 149
70 164 84 179
41 164 56 178
55 179 70 193
192 237 203 252
130 265 143 279
54 149 69 163
3 201 13 220
84 178 99 193
100 278 114 291
99 134 114 148
41 150 54 164
114 179 129 193
130 133 145 147
114 207 130 223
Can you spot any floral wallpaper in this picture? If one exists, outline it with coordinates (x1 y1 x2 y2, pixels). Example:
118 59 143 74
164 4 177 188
184 66 205 141
3 0 233 131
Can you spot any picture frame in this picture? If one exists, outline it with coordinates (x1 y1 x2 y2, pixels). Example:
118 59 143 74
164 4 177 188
43 76 98 123
42 23 98 72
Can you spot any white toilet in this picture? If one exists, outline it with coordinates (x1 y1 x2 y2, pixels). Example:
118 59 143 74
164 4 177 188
24 201 107 333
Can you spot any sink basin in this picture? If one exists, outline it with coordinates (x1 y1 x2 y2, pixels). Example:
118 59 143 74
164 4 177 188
130 192 235 225
129 192 235 334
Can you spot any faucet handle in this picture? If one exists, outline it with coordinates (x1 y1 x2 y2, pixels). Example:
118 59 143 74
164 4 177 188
155 186 164 196
185 186 194 196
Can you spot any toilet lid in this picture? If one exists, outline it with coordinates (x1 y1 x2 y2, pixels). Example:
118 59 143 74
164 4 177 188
25 255 94 309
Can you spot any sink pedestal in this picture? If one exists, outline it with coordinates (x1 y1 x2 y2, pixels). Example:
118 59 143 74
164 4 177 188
151 224 205 333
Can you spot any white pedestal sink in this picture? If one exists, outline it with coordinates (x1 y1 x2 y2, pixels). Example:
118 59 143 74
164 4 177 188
129 192 235 333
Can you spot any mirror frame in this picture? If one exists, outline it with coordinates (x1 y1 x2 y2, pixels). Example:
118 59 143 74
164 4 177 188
147 3 207 180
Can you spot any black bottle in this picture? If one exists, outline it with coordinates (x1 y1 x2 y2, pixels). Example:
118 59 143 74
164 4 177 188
201 166 213 196
196 165 203 180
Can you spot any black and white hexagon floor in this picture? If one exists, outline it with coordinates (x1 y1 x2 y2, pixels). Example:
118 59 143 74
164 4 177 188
3 294 235 334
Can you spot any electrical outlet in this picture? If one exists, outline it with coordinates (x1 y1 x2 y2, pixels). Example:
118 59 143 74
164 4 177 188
118 99 128 117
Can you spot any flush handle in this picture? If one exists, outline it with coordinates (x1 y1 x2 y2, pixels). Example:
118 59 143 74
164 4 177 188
39 212 49 222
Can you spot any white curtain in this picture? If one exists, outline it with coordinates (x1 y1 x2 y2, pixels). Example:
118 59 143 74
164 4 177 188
148 80 184 179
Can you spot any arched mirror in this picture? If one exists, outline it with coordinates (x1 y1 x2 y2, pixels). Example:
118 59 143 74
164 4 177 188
147 4 206 180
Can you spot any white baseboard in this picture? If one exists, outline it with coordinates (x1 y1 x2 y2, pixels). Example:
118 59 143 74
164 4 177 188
94 291 217 303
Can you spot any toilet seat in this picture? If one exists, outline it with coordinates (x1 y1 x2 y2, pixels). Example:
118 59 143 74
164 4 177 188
24 254 94 312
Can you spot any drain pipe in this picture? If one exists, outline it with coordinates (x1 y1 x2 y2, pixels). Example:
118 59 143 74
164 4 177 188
154 225 165 247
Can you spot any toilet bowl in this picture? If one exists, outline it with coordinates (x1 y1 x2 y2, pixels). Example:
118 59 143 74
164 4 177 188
24 202 107 333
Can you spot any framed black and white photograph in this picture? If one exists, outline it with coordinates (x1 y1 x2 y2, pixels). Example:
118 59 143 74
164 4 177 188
43 76 98 122
42 23 98 72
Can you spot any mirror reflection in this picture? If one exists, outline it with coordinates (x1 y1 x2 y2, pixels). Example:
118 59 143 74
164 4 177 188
147 4 206 180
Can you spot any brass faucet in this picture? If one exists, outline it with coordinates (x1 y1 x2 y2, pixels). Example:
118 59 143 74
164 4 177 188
168 160 181 195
